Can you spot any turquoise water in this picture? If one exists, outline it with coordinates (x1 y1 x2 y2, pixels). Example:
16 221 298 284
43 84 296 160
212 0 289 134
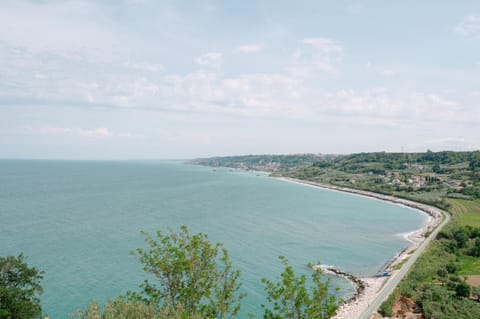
0 160 426 318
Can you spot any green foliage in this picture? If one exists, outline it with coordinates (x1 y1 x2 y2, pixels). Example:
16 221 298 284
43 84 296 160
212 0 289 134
454 229 469 248
462 186 480 198
378 293 395 317
471 238 480 257
75 299 211 319
417 284 480 319
261 257 338 319
432 163 441 173
0 254 43 319
74 228 341 319
131 226 244 319
437 268 448 281
72 298 158 319
446 263 456 274
455 282 471 298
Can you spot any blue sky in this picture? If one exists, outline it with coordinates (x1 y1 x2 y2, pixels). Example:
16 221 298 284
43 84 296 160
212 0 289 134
1 0 479 159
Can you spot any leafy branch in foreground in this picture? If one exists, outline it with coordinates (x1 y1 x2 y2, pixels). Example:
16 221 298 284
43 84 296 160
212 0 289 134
0 254 44 319
75 226 340 319
130 226 244 319
261 256 339 319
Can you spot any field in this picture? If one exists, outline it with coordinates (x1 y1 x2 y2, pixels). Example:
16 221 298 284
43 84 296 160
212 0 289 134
457 254 480 275
448 199 480 227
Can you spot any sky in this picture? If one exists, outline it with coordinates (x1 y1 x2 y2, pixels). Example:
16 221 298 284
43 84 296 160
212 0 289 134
1 0 479 159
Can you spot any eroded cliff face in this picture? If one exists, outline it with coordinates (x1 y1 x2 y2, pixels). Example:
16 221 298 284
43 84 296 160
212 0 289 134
372 295 422 319
392 296 422 319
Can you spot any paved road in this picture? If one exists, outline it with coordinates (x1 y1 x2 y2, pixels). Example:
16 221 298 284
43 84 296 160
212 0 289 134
357 208 451 319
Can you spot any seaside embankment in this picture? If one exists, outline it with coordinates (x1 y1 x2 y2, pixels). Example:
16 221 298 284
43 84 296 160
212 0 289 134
274 176 446 319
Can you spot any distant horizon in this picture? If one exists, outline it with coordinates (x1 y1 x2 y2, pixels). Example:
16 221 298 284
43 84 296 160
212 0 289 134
1 148 479 162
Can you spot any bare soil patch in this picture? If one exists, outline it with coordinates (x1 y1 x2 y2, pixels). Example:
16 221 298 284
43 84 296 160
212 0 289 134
465 275 480 287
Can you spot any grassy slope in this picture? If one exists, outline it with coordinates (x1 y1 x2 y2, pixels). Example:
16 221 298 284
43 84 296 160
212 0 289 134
450 199 480 228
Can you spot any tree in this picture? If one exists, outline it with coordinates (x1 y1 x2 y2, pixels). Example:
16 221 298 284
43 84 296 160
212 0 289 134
471 238 480 257
446 263 457 274
0 254 44 319
261 257 339 319
456 282 471 298
454 229 469 248
131 226 244 319
437 268 448 285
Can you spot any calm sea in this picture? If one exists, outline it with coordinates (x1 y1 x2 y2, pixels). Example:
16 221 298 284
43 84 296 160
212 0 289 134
0 160 426 318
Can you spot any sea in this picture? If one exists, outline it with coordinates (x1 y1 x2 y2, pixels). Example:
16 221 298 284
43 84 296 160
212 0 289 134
0 160 427 318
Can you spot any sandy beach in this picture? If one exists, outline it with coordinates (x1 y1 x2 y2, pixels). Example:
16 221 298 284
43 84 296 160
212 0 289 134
275 177 444 319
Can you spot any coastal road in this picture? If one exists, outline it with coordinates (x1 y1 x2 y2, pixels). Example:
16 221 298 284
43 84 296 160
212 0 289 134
357 208 451 319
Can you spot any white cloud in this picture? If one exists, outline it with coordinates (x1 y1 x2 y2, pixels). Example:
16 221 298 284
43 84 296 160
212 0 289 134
0 4 474 134
41 126 112 138
427 137 465 144
34 73 48 79
125 0 151 5
112 96 130 107
470 91 480 97
302 38 343 54
124 63 165 73
126 66 468 127
77 77 160 108
454 14 480 36
320 89 460 122
2 39 471 129
381 69 397 77
21 126 142 139
288 37 344 76
421 137 480 151
194 52 223 68
0 1 123 63
157 71 301 116
235 43 264 54
365 62 397 77
345 3 365 14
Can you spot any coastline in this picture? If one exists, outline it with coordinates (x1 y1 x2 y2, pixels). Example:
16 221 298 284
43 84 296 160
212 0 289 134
274 176 444 319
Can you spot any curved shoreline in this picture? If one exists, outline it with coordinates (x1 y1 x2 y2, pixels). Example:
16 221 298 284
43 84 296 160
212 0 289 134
274 176 445 319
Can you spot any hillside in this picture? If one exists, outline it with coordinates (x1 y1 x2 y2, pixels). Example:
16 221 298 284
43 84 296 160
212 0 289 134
190 154 336 172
